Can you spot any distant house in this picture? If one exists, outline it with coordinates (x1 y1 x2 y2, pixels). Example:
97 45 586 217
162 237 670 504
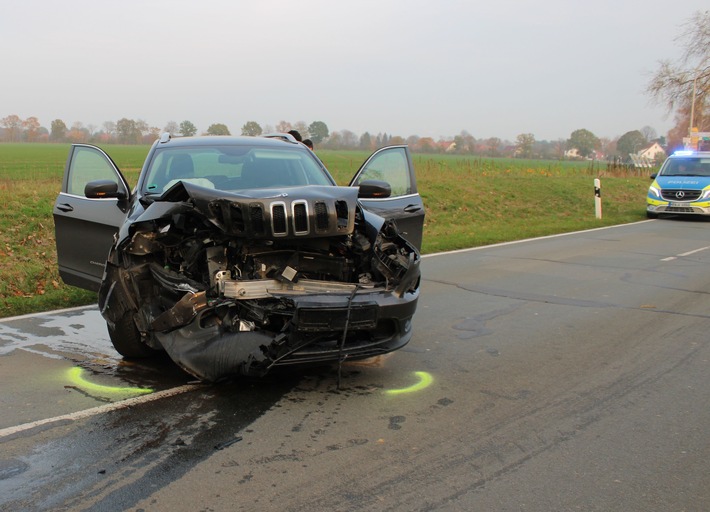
629 142 667 168
437 140 457 152
637 142 666 162
564 148 604 160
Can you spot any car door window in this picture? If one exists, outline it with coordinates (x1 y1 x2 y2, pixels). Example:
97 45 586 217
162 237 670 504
66 145 122 195
350 146 424 251
352 147 412 197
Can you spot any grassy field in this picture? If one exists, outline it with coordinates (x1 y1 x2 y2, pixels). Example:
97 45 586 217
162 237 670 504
0 143 653 318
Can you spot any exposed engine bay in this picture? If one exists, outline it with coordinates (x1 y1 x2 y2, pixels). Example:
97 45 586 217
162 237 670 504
99 181 420 381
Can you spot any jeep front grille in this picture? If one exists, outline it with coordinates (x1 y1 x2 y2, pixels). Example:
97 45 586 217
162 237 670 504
292 201 309 234
314 201 329 231
271 203 287 235
212 194 355 238
250 204 265 234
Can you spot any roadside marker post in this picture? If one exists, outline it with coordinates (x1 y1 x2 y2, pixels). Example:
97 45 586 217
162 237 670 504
594 178 602 219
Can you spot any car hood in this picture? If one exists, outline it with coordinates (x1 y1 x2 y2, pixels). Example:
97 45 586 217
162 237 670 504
121 180 361 243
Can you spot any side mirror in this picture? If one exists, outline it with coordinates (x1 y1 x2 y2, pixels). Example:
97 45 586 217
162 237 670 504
649 173 657 180
357 179 391 199
85 179 128 199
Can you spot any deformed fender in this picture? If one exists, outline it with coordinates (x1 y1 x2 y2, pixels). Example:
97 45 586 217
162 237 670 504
393 252 420 298
155 325 273 382
99 261 138 324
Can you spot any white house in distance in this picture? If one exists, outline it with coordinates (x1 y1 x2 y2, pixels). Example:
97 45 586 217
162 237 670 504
630 142 666 167
564 148 604 160
637 142 666 162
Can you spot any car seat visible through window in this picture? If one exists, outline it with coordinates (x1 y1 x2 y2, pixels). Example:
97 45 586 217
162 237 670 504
167 154 195 181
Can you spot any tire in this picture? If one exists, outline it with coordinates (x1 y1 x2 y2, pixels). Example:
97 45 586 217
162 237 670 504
101 253 159 359
646 211 659 219
107 312 158 358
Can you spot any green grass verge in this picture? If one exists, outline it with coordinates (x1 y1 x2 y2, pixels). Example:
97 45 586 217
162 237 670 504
0 143 654 318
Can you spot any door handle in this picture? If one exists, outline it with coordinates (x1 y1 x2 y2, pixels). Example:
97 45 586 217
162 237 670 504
403 204 421 213
56 203 74 212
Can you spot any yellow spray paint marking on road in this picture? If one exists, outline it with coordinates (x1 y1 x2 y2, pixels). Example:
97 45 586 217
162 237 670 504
67 367 154 396
385 371 433 395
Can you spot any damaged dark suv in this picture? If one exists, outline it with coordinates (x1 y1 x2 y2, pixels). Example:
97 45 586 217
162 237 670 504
53 134 424 381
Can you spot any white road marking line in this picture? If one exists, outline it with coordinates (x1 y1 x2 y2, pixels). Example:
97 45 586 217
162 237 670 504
678 246 710 257
0 304 97 323
422 220 655 258
0 384 199 439
660 245 710 262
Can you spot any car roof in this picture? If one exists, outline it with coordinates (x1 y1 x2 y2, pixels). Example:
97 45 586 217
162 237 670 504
156 135 303 149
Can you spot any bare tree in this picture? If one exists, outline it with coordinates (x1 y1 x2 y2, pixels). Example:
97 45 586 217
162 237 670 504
102 121 116 140
647 11 710 137
640 125 657 142
164 121 179 135
136 119 150 137
275 120 292 133
340 129 358 148
293 121 309 138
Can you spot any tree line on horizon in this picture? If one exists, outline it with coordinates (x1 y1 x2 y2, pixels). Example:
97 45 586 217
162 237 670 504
0 112 678 162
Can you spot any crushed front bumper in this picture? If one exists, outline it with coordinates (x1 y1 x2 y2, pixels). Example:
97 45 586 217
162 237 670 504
154 288 418 381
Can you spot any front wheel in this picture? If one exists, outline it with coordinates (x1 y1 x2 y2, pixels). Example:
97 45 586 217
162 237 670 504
100 251 159 359
107 312 158 358
646 211 659 219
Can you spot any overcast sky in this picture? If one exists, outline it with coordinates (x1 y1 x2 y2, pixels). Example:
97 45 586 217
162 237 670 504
2 1 707 142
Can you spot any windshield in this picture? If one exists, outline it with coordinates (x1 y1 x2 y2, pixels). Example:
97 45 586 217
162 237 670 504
142 145 334 194
660 157 710 177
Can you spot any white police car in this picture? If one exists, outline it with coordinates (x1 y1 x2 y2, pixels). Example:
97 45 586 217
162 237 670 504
647 151 710 218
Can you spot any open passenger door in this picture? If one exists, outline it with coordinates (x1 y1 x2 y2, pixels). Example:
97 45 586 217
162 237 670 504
350 145 424 250
53 144 130 291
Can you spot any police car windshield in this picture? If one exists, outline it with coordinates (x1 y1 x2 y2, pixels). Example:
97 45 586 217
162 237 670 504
661 158 710 177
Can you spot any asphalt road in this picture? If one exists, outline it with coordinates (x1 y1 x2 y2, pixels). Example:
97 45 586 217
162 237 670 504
1 218 709 511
